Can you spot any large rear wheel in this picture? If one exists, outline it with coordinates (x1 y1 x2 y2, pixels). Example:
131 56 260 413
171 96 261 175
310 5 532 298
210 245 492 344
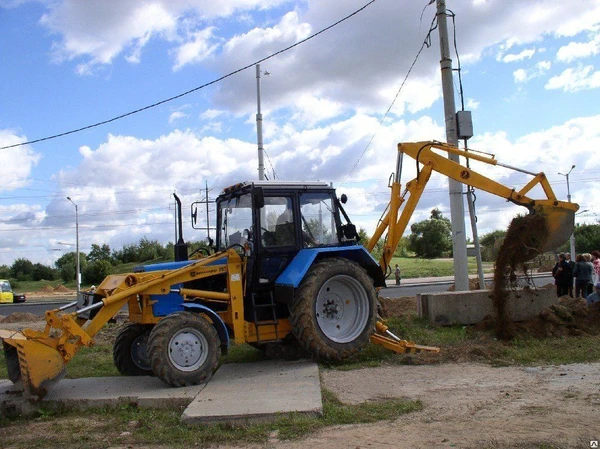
290 258 377 361
113 323 154 376
147 312 219 387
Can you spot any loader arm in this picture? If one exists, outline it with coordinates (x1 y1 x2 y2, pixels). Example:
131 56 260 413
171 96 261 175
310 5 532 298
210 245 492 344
0 249 245 399
367 141 578 275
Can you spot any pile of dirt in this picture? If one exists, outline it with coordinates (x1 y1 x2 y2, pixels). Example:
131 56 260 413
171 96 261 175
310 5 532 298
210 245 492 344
52 285 73 293
447 278 482 291
0 312 43 323
37 285 55 294
474 296 600 338
378 296 418 317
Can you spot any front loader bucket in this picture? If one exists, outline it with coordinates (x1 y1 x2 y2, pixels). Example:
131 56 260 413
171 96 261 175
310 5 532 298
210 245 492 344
535 204 576 253
1 331 66 400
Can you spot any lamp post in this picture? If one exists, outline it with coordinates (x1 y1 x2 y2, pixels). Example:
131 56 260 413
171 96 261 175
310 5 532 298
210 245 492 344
66 196 80 295
558 165 576 257
256 64 270 181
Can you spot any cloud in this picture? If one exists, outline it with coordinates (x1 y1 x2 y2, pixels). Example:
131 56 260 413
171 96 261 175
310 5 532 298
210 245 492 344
172 27 220 71
36 0 289 73
0 130 41 192
556 33 600 63
168 111 188 124
513 61 551 83
545 65 600 92
501 48 536 63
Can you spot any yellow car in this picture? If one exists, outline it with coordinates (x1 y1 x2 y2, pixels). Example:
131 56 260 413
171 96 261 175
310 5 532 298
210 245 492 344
0 280 14 304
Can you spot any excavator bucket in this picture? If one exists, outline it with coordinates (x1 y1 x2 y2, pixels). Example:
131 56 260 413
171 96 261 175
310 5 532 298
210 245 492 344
1 331 66 400
535 204 576 253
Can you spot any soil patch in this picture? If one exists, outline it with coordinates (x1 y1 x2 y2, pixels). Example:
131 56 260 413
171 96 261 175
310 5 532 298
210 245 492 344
52 285 73 293
0 312 43 323
378 296 417 317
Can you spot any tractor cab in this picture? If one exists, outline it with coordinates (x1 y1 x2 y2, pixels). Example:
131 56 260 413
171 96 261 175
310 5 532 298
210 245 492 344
213 182 358 300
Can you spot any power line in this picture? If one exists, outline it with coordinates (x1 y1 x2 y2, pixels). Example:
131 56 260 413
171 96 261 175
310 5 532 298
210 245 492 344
0 0 378 151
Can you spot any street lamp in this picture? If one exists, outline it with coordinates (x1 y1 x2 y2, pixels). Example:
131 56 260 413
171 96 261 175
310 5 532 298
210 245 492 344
256 63 270 181
66 197 80 295
558 165 576 257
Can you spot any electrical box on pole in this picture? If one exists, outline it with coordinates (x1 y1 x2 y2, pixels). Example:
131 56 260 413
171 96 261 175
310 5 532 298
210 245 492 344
456 111 473 140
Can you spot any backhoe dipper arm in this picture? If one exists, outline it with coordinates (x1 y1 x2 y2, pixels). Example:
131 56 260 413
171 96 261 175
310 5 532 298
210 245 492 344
368 141 578 275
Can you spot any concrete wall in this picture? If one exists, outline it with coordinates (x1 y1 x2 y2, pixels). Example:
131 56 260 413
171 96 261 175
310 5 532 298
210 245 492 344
418 287 557 325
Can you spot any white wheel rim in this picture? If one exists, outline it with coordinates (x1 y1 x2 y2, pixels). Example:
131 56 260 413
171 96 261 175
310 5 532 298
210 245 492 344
168 327 209 372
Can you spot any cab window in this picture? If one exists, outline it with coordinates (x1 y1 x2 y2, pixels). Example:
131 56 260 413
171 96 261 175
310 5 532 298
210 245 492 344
299 192 338 247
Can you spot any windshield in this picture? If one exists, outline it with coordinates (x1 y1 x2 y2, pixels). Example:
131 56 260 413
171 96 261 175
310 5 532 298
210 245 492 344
0 281 11 293
217 193 253 251
299 192 338 246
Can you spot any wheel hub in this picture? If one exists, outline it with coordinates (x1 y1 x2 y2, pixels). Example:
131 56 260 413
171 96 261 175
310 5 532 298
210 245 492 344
168 329 207 371
322 298 342 319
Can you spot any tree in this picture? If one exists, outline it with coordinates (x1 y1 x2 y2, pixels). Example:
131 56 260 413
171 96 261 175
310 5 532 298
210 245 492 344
574 222 600 254
83 260 113 284
32 263 58 281
10 258 34 281
408 208 452 258
87 243 112 264
480 230 507 262
55 251 87 283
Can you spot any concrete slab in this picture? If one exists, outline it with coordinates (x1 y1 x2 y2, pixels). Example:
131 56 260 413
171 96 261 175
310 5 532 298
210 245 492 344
182 360 322 425
0 376 205 416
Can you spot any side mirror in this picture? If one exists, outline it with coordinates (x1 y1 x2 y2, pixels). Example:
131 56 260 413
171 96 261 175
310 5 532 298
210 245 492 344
340 194 348 204
253 187 265 209
190 203 200 229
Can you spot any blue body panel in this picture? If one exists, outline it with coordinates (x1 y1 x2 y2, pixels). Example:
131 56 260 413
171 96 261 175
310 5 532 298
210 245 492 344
135 258 226 317
275 245 382 288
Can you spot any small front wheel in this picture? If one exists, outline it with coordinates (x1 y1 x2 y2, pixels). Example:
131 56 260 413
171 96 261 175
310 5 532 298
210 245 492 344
147 312 219 387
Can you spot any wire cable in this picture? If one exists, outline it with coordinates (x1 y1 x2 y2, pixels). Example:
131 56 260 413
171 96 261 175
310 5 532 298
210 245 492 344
0 0 378 151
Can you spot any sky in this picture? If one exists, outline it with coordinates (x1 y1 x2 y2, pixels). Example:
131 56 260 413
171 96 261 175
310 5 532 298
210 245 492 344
1 0 600 267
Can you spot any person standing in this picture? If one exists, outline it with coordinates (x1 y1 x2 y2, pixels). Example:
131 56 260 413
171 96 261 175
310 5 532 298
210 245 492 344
394 264 401 285
591 251 600 286
552 253 572 297
586 282 600 307
573 254 593 298
565 253 575 297
583 253 594 296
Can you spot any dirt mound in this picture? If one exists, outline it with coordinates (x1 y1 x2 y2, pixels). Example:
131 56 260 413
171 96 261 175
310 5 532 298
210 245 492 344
0 312 43 323
37 285 55 293
52 285 73 293
447 278 482 291
474 296 600 338
378 296 417 317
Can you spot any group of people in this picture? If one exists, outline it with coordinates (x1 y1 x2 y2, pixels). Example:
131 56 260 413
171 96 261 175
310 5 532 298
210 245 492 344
552 250 600 306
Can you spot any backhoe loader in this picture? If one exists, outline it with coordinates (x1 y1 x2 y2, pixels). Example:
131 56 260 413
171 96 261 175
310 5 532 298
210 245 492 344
0 141 578 400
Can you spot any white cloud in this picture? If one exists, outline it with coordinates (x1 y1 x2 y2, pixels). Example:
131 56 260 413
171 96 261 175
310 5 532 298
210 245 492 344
172 27 219 71
168 111 188 124
502 48 536 63
513 60 551 83
545 65 600 92
556 33 600 63
0 130 41 192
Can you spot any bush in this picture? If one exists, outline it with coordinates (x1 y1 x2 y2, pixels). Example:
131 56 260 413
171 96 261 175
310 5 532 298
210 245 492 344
83 260 113 285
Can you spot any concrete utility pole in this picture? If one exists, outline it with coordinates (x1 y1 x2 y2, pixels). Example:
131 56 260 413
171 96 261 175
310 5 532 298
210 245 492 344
256 64 265 180
436 0 469 291
66 196 80 295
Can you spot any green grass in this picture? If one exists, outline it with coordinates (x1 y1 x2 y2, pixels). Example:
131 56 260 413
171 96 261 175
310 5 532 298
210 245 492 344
389 256 494 278
0 388 421 448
